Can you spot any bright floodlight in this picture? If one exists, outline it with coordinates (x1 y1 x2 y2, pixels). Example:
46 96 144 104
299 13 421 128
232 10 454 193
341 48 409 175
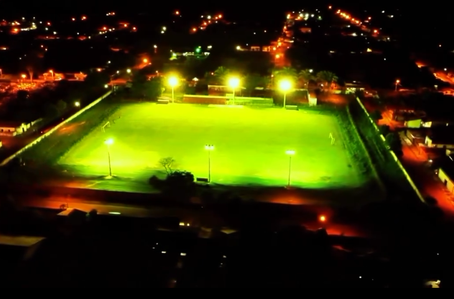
279 79 292 91
286 150 295 155
105 138 113 145
168 76 178 87
228 77 240 88
205 144 214 150
74 101 80 107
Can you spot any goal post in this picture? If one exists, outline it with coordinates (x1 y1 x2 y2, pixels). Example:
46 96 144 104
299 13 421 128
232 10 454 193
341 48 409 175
102 121 110 132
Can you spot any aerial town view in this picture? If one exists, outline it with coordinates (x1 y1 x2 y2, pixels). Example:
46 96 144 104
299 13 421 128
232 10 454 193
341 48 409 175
0 3 452 287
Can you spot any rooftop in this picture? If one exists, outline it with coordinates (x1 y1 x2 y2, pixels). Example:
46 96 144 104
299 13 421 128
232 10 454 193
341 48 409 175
439 155 454 180
428 128 454 144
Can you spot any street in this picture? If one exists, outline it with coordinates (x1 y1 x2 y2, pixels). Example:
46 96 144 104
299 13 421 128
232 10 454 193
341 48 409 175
373 106 454 217
398 132 454 217
433 71 454 85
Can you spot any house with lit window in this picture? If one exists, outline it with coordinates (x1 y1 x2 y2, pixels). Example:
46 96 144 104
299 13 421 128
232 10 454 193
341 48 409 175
0 119 41 136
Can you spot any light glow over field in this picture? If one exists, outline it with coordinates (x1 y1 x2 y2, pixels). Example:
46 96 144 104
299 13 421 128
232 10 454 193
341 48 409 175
58 104 361 188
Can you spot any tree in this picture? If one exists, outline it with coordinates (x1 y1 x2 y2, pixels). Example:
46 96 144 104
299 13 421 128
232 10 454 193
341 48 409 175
273 67 297 81
131 72 162 100
370 110 383 122
298 69 314 88
316 70 338 90
385 132 403 156
204 71 216 85
159 157 175 175
56 100 67 113
244 74 266 95
84 71 110 89
183 57 204 78
26 66 34 82
44 103 59 118
379 125 390 135
108 51 136 71
21 50 42 82
163 171 196 199
213 66 230 85
146 77 163 100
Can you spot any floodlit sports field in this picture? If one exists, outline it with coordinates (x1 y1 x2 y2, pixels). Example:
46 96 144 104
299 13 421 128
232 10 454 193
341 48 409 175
58 103 362 188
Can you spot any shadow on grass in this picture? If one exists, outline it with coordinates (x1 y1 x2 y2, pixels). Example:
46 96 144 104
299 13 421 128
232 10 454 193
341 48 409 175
11 163 384 209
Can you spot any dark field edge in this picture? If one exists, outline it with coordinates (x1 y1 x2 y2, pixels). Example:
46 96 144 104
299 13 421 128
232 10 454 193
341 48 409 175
348 99 421 203
297 104 386 203
20 97 119 166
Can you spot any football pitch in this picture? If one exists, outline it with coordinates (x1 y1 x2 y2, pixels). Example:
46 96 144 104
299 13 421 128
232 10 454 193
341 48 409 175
58 103 363 189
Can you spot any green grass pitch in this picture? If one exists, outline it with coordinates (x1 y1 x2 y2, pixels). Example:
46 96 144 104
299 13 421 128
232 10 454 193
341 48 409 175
57 103 362 189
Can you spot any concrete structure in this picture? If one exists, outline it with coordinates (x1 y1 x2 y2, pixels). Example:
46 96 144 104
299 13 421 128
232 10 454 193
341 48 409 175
0 118 42 136
182 95 274 106
425 129 454 148
0 121 29 136
405 119 422 128
183 95 227 105
437 155 454 194
406 129 427 144
421 118 454 128
308 92 317 106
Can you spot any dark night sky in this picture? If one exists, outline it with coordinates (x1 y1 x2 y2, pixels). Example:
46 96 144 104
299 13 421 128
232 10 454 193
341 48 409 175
0 1 447 24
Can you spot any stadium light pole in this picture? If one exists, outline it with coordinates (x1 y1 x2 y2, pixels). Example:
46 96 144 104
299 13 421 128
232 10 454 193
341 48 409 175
105 138 113 177
279 79 292 109
228 77 240 105
285 150 295 188
205 144 214 182
168 76 178 103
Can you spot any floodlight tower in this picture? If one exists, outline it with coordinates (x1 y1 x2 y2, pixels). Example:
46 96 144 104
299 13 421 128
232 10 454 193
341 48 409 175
285 150 295 188
104 138 114 177
279 79 292 109
228 77 240 105
204 144 214 182
168 76 178 103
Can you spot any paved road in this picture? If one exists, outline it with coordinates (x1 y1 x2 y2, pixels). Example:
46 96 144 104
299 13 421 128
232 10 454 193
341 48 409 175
433 71 454 85
399 132 454 217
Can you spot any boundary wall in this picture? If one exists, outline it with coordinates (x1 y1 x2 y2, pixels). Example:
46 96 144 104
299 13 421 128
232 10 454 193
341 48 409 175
0 90 112 166
349 97 425 203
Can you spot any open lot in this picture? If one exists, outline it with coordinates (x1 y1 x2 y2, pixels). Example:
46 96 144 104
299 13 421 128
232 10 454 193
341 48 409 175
56 103 363 191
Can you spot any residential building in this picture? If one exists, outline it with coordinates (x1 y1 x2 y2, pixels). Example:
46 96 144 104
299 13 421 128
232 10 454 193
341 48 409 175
437 155 454 194
425 128 454 149
0 119 41 136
